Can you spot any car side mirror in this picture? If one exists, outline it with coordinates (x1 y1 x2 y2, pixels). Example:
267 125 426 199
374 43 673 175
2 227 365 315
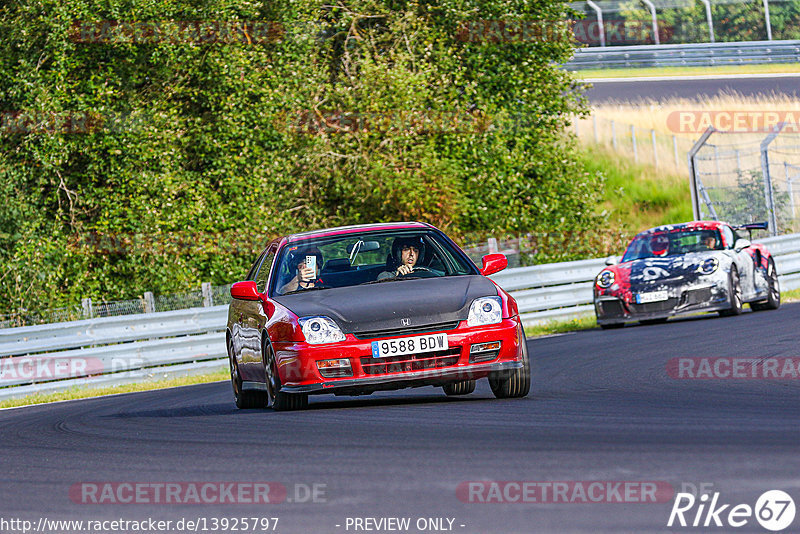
734 238 751 252
230 281 261 301
480 253 507 276
604 255 619 266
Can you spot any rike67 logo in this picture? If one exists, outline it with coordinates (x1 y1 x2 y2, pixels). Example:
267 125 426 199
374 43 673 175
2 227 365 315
668 490 796 531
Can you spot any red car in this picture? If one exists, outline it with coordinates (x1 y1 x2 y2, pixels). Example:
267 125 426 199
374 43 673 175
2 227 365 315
226 222 530 410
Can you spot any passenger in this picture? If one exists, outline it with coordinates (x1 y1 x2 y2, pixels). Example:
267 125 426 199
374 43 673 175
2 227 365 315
280 247 324 293
377 236 425 280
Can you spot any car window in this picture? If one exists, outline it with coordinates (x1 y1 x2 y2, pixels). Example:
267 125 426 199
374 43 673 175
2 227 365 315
622 229 723 262
271 230 478 296
254 248 276 293
246 250 267 281
721 226 735 249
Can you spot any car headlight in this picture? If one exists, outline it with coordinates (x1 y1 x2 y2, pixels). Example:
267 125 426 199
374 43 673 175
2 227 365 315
467 297 503 327
299 316 346 344
697 257 719 275
596 270 615 289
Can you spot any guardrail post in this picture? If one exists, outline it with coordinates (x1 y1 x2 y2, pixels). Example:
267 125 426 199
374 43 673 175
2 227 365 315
488 237 499 254
631 125 638 163
202 283 214 308
143 292 155 313
81 298 93 319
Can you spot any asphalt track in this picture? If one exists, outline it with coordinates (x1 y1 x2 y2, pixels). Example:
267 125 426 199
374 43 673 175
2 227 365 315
583 74 800 103
2 303 800 533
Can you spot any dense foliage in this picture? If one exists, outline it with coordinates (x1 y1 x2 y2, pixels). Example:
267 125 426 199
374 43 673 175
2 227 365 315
0 0 601 318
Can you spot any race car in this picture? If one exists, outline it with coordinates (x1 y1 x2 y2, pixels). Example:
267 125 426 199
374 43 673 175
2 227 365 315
594 221 780 328
226 222 530 410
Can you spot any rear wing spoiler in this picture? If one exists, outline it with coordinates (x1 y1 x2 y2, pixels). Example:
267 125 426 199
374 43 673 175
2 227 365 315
733 221 768 239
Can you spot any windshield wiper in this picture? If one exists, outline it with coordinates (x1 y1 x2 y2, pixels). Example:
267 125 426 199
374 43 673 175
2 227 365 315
283 286 331 295
360 276 423 285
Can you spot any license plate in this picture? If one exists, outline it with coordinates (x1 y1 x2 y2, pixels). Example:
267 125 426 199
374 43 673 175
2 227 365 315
371 333 448 358
635 290 669 304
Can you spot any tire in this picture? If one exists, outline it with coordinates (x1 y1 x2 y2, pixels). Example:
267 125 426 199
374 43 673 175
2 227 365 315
719 266 743 317
442 380 476 396
489 328 531 399
263 338 308 411
751 258 780 311
228 337 267 409
600 323 624 330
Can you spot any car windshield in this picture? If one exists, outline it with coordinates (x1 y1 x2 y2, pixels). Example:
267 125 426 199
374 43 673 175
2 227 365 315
271 229 478 296
622 228 724 262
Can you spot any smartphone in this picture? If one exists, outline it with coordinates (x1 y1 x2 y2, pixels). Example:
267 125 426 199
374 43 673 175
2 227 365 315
305 255 316 274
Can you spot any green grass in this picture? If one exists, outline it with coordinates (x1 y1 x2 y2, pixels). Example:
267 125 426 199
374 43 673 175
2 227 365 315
782 288 800 303
573 63 800 79
0 368 228 410
524 314 597 338
579 144 693 233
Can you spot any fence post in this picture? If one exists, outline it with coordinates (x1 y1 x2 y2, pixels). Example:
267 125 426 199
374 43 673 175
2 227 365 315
651 129 658 168
81 298 93 319
760 123 783 236
673 135 678 168
631 125 638 163
144 292 155 313
202 282 214 308
611 120 617 150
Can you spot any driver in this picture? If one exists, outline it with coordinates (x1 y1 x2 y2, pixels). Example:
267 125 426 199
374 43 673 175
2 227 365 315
650 234 670 257
279 246 324 293
701 233 717 250
377 236 425 280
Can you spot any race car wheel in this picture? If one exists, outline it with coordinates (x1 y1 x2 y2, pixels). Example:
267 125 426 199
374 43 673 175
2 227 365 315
489 329 531 399
229 337 266 409
442 380 476 396
719 266 743 317
751 258 780 311
263 338 308 412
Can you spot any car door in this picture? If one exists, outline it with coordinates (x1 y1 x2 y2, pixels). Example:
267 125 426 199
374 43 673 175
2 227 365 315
232 244 276 382
724 225 758 299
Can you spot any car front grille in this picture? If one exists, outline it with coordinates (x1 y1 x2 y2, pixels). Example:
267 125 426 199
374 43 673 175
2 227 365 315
630 298 679 314
597 299 625 318
352 321 460 340
681 287 712 306
360 348 462 375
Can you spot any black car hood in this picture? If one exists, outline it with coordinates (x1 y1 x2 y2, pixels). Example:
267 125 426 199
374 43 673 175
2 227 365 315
624 253 715 289
273 275 498 334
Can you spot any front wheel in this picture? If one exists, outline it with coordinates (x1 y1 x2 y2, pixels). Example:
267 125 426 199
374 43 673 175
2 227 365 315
719 266 743 317
443 380 476 396
751 258 780 311
489 328 531 399
263 339 308 411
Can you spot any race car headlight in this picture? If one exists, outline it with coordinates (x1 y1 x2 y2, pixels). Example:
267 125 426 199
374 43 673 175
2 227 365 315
698 258 719 275
467 297 503 327
299 316 346 344
596 270 615 289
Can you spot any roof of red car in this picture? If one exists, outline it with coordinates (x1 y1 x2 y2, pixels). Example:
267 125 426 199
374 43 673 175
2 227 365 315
285 221 434 243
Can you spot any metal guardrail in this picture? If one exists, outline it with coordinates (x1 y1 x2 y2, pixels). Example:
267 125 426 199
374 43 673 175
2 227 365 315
1 233 799 401
0 307 228 401
490 233 800 325
567 40 800 70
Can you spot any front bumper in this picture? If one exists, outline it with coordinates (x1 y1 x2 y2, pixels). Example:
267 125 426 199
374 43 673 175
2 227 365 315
595 284 730 325
271 319 524 395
